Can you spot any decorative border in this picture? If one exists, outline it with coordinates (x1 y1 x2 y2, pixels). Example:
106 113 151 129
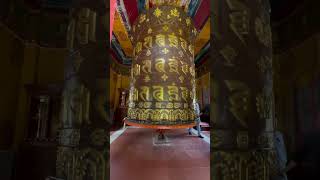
125 119 195 129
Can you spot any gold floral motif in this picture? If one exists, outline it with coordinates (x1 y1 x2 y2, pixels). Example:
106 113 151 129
170 8 180 17
161 74 168 81
148 28 152 34
153 8 162 17
163 25 169 32
162 48 169 54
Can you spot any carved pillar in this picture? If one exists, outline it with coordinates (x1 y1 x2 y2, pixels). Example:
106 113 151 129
211 0 276 179
56 6 108 180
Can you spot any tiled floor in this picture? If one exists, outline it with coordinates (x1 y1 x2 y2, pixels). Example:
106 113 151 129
110 128 210 180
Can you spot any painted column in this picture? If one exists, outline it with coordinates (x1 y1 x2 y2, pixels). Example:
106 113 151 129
211 0 276 179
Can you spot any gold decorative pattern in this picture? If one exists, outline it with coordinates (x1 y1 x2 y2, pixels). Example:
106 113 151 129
128 6 197 126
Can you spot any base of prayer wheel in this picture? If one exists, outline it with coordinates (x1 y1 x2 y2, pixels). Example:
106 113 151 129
124 119 195 129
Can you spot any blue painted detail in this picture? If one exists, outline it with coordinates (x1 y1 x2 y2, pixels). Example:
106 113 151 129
138 0 146 13
188 0 201 17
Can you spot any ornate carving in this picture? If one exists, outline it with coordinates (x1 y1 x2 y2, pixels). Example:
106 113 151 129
225 80 251 128
59 129 80 147
56 147 106 180
76 8 97 45
127 108 195 123
257 132 274 149
237 131 249 149
220 45 238 66
226 0 250 44
212 150 276 180
56 147 78 178
255 17 272 47
257 56 272 74
256 90 273 120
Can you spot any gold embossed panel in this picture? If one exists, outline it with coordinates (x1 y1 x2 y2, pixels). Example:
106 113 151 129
127 6 197 128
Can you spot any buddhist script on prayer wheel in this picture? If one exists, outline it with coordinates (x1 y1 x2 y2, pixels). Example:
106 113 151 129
127 5 198 127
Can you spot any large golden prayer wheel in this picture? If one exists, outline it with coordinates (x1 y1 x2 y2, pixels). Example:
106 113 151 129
126 5 198 129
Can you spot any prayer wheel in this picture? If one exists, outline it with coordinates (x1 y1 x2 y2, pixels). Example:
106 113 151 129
126 5 198 129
